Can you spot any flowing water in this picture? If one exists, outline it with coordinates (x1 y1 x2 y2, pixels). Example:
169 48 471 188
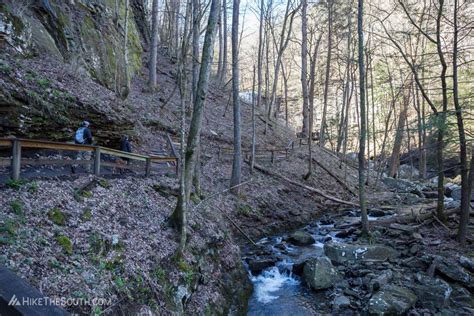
245 212 391 315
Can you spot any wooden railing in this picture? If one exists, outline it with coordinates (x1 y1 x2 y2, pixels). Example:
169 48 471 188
0 138 178 181
218 140 294 164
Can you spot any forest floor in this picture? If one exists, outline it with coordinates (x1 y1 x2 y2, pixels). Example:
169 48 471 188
0 49 473 315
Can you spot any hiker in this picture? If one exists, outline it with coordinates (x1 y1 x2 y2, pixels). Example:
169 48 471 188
72 121 93 173
120 135 131 153
75 121 93 145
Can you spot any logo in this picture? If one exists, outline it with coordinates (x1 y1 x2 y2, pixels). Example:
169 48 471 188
8 295 21 306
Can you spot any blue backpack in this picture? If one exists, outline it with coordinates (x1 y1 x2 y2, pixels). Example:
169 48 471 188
75 127 86 144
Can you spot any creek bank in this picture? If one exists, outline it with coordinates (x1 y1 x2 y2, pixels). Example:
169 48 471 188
243 207 474 315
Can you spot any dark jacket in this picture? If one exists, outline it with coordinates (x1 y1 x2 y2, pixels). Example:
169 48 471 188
120 137 131 153
83 128 93 145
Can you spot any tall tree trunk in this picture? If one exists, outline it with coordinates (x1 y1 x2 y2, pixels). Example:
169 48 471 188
435 0 447 222
169 0 220 234
357 0 369 235
220 0 228 82
305 33 322 179
268 1 297 120
230 0 242 193
453 0 470 244
388 85 410 178
281 61 289 127
256 0 264 116
192 0 202 197
300 0 309 139
175 0 192 255
148 0 159 89
251 65 256 172
120 0 131 100
319 0 333 147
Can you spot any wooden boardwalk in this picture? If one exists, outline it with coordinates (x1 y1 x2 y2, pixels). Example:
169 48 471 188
0 137 179 182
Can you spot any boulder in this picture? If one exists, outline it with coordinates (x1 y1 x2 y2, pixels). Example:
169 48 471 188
412 273 452 309
381 177 423 195
302 256 342 290
368 285 417 315
288 231 315 246
324 242 399 264
398 164 420 179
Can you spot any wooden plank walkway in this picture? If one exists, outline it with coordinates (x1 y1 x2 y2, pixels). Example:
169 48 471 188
0 137 179 181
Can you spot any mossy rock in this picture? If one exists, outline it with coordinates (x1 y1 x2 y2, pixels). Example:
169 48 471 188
47 208 68 225
56 235 73 255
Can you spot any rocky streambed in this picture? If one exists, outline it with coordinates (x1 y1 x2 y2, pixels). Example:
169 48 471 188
242 209 474 315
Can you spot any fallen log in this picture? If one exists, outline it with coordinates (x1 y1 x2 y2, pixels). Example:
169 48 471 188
249 162 359 207
311 156 358 196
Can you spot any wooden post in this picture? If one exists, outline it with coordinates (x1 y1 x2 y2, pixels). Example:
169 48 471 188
271 150 275 164
94 147 101 176
11 139 21 181
145 157 151 177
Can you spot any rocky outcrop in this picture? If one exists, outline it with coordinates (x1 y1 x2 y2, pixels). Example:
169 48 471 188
1 0 143 93
324 242 399 264
302 256 341 290
368 284 417 315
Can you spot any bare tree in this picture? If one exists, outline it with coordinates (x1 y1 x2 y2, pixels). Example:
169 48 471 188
357 0 369 235
230 0 242 193
300 0 309 140
148 0 159 89
453 0 470 244
319 0 333 147
168 0 220 242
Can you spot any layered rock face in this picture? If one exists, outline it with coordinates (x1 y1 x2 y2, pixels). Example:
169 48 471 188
0 0 147 145
1 0 144 92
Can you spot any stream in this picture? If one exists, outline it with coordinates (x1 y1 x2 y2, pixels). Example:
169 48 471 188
244 211 391 315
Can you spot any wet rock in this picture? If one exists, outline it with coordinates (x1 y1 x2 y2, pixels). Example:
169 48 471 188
335 227 357 238
288 230 315 246
333 294 351 311
319 215 334 225
459 256 474 273
412 274 451 310
247 257 277 274
368 284 417 315
445 184 459 197
324 242 399 264
368 209 387 217
315 236 332 243
302 256 342 290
